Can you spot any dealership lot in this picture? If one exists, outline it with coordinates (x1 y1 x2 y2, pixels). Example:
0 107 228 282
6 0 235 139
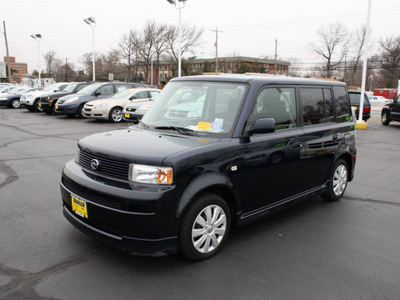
1 107 400 299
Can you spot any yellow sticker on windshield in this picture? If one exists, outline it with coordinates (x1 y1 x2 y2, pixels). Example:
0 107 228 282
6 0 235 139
197 122 211 131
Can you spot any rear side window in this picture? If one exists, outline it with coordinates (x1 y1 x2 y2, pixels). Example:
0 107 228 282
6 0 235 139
333 86 350 123
301 87 335 125
251 87 297 130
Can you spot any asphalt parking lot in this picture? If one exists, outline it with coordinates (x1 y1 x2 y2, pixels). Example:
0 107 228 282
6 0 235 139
1 107 400 299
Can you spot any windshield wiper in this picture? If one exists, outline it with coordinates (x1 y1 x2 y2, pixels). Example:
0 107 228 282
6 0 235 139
155 126 194 135
139 120 149 129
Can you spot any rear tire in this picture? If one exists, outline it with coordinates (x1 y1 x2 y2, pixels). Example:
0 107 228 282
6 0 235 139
322 159 348 202
178 193 230 261
381 111 390 125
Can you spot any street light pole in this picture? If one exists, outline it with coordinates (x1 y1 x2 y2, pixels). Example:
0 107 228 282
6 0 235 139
167 0 186 77
30 34 42 87
84 17 96 81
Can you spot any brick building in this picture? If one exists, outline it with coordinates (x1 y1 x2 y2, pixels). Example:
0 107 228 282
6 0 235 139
3 57 28 83
146 56 290 86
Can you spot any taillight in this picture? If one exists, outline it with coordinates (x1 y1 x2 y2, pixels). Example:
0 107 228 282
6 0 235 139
364 107 371 112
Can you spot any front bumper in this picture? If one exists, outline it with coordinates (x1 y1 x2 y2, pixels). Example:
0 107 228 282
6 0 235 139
0 99 11 106
83 107 109 120
55 103 78 115
123 111 143 122
60 160 179 256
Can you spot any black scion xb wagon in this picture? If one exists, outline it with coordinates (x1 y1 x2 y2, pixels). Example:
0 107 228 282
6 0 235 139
60 75 356 261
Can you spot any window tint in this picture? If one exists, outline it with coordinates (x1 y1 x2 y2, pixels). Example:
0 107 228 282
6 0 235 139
98 85 114 96
251 87 297 130
301 88 325 125
323 89 335 123
333 86 350 123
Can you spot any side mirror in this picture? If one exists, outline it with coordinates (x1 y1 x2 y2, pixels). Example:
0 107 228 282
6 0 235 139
249 118 275 134
129 96 137 100
94 92 101 97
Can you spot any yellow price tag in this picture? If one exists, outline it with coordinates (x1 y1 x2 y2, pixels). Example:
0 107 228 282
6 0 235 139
197 122 211 131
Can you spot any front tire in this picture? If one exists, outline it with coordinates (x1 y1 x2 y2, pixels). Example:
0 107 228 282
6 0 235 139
10 99 21 109
322 159 349 202
109 107 123 123
78 105 85 118
381 111 390 125
178 193 231 261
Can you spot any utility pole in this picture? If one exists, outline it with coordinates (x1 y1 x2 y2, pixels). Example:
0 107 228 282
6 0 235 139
65 58 68 81
210 27 222 74
274 38 278 75
3 21 12 83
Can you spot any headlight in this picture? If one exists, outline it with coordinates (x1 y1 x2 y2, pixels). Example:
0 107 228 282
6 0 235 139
94 103 107 109
138 104 151 111
0 97 7 100
64 97 79 103
130 164 173 184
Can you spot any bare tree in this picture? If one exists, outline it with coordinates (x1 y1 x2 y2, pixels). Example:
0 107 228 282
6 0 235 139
43 51 60 78
310 23 348 78
165 23 204 76
119 30 137 81
346 26 369 86
378 35 400 87
81 52 93 81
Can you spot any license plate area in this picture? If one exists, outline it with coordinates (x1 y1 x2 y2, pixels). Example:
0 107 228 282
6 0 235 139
71 195 88 218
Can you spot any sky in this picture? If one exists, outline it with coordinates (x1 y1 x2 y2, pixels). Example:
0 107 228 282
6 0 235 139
1 0 400 74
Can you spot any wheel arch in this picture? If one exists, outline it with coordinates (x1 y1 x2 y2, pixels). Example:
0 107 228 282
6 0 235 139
176 172 238 225
337 152 354 181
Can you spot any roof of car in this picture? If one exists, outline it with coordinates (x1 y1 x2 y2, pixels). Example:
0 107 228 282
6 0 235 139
172 74 347 86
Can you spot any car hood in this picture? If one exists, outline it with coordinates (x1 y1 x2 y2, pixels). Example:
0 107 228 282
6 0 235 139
78 126 219 166
59 93 86 101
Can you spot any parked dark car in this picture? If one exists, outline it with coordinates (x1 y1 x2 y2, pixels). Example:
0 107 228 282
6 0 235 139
0 86 40 108
39 82 91 114
348 90 371 122
55 82 147 117
60 75 356 261
381 93 400 125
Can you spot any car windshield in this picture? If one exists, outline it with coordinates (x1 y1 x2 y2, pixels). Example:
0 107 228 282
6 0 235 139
63 83 78 93
141 81 248 137
43 84 60 92
78 83 103 95
110 89 134 99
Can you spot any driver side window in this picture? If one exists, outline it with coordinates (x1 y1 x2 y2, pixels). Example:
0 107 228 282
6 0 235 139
250 87 297 130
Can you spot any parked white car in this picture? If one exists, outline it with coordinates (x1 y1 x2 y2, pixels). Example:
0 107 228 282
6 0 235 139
370 95 389 103
83 88 161 122
20 82 68 111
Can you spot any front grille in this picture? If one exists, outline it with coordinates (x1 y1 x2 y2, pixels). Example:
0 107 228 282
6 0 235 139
63 176 123 210
62 175 156 214
78 149 130 180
